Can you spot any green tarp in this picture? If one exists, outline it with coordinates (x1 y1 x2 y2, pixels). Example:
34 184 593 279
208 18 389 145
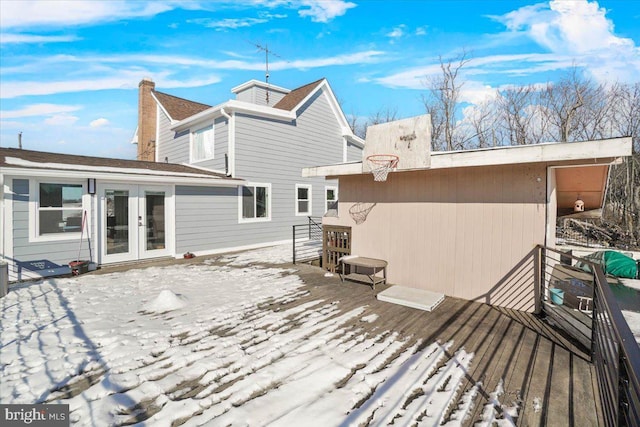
582 250 639 279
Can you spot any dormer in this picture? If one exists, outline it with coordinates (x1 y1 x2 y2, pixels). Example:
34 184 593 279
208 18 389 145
231 80 290 107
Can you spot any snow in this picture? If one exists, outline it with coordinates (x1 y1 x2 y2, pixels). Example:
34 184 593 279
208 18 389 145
219 244 295 265
0 248 512 426
142 289 187 313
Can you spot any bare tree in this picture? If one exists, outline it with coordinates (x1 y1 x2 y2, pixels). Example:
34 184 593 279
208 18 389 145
605 82 640 244
496 85 539 145
540 68 591 142
367 106 398 126
422 51 471 151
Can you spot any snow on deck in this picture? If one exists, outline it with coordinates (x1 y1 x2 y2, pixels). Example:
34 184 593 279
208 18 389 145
1 261 493 426
0 243 606 426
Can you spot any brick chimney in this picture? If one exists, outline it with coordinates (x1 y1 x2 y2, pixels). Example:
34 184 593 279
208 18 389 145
137 78 156 161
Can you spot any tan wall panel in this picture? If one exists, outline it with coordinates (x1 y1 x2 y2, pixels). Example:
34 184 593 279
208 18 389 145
329 164 547 311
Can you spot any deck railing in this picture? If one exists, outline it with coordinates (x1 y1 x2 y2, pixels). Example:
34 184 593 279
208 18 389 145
536 245 640 426
292 217 323 264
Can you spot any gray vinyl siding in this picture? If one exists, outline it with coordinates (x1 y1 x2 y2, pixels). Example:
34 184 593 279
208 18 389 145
174 186 262 252
10 178 94 280
230 88 348 245
157 111 228 172
157 109 188 164
235 86 287 107
347 140 363 162
188 117 228 172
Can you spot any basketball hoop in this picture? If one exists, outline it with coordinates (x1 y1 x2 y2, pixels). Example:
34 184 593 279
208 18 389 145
349 202 376 225
366 154 399 182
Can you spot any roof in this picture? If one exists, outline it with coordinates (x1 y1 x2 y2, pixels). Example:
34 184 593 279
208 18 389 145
152 91 211 121
273 78 325 111
303 137 633 177
0 148 242 184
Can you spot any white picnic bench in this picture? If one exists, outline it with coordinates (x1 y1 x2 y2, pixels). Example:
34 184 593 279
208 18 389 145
339 256 387 289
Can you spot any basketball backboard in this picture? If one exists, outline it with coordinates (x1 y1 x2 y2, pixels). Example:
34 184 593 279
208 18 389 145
362 114 431 172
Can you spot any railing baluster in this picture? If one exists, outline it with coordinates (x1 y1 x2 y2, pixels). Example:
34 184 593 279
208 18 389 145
537 244 640 427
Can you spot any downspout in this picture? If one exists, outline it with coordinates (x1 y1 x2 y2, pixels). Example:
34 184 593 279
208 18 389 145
221 108 235 178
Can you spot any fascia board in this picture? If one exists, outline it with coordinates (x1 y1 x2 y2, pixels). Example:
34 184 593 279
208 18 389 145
225 100 296 121
170 100 295 132
302 137 633 177
231 79 290 94
1 166 244 187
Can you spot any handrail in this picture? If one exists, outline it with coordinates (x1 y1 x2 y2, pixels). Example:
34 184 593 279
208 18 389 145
292 217 323 264
536 245 640 426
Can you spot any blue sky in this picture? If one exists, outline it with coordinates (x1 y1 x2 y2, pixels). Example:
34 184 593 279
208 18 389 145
1 0 639 159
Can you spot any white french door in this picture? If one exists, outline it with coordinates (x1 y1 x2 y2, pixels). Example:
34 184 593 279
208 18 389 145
99 184 173 264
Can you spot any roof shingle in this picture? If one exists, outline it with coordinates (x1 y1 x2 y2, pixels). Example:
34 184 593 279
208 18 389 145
273 79 325 111
153 91 211 121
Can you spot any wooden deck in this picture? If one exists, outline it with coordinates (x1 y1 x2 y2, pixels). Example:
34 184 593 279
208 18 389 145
288 263 602 426
87 256 602 425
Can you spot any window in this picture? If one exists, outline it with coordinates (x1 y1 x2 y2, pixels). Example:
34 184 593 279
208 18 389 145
191 124 214 162
295 184 312 216
240 183 271 222
38 183 83 235
325 186 338 212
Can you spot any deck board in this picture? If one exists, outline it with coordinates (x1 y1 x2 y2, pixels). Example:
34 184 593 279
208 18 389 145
292 264 601 426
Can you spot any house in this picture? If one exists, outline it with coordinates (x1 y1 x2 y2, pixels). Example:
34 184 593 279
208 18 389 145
0 78 363 281
303 115 632 311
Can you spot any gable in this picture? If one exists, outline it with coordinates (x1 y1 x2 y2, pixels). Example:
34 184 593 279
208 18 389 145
153 91 211 121
273 79 324 111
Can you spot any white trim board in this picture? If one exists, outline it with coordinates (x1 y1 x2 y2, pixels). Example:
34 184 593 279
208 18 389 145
377 286 445 312
303 137 632 178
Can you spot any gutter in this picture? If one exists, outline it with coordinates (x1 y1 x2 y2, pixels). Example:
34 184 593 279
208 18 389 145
1 166 244 187
220 107 235 178
170 100 296 133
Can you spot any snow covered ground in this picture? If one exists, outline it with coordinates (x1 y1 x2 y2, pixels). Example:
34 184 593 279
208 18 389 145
1 248 513 426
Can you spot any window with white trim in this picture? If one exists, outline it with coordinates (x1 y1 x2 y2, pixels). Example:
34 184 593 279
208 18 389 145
240 183 271 221
325 186 338 212
295 184 312 216
38 183 83 235
191 124 214 162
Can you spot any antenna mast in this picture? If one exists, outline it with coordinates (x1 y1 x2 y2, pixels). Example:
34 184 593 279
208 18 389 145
250 42 283 105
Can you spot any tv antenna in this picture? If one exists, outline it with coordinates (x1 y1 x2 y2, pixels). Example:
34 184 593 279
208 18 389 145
248 41 284 105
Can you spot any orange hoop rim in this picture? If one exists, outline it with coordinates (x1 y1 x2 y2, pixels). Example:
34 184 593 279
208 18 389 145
366 154 399 166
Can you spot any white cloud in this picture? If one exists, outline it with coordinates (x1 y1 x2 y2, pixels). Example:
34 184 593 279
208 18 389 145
415 27 427 36
373 0 640 98
1 50 385 98
0 0 183 29
90 118 109 128
44 114 78 126
496 0 634 54
188 17 269 30
0 33 79 44
0 103 81 119
282 50 385 70
387 25 406 39
459 81 498 105
297 0 356 23
491 0 640 83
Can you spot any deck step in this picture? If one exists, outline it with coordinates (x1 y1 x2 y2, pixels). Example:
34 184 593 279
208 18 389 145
376 285 445 312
